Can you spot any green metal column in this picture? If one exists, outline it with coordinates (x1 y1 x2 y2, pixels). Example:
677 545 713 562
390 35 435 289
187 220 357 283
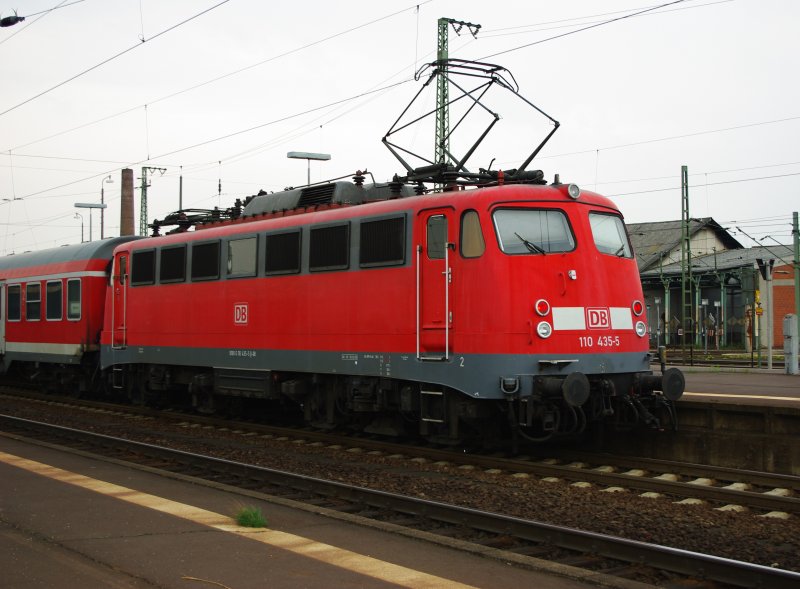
435 17 450 167
434 18 480 169
794 211 799 337
680 165 693 363
664 286 671 345
139 166 166 236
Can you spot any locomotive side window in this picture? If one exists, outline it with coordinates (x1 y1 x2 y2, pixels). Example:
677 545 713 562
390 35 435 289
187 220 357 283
227 236 258 278
46 280 63 321
67 278 81 320
427 215 446 259
160 245 186 283
309 224 349 272
131 250 156 285
7 284 21 321
26 283 41 321
360 216 405 267
589 212 632 258
460 210 485 258
493 209 575 254
191 240 221 281
265 230 301 275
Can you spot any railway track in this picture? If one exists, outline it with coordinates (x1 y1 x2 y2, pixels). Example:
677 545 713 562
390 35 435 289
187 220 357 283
3 412 800 589
2 389 799 518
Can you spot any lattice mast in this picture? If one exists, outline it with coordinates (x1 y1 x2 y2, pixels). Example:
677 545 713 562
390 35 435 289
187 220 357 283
680 165 694 363
139 166 166 236
434 18 481 167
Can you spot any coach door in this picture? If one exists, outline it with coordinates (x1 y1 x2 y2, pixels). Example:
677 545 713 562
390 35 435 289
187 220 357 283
112 252 129 349
0 282 5 355
416 209 453 360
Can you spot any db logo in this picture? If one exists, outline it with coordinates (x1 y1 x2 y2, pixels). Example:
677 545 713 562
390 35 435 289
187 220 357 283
234 303 249 325
587 307 610 329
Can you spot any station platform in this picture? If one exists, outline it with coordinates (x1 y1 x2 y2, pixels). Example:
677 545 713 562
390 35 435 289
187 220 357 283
679 368 800 407
0 434 599 589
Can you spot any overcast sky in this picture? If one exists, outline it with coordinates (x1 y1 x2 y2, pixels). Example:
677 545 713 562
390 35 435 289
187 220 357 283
0 0 797 254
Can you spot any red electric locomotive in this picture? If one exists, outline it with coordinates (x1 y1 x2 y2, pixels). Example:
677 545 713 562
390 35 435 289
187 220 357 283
0 59 684 446
99 175 683 446
0 237 142 391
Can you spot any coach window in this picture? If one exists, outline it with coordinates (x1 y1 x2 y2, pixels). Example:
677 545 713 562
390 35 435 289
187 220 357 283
131 250 156 285
460 210 485 258
7 284 21 321
227 236 258 278
589 212 632 258
309 224 349 272
265 230 301 275
26 283 41 321
191 240 221 281
46 280 63 321
360 216 405 267
160 245 186 283
427 215 446 259
67 278 81 320
493 209 575 254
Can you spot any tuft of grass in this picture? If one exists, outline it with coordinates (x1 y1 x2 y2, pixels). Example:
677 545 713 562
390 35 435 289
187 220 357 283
234 505 268 528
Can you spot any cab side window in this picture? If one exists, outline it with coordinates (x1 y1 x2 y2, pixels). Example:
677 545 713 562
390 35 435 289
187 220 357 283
460 210 485 258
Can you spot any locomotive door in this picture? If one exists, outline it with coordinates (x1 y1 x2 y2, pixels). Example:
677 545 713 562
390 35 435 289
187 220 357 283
112 252 129 349
416 209 453 360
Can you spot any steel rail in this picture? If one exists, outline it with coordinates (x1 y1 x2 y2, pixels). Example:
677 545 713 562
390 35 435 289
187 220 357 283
3 413 800 589
3 390 799 514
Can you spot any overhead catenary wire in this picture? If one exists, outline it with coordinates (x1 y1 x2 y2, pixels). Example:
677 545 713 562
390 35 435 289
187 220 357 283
3 1 796 252
479 0 732 38
5 1 431 154
477 0 690 61
3 78 414 205
607 172 800 198
0 0 234 118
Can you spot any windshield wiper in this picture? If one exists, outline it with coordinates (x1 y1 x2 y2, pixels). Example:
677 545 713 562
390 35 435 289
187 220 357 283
614 245 627 257
514 232 545 254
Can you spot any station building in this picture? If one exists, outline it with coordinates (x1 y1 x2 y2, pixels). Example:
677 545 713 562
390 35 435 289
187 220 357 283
628 217 797 351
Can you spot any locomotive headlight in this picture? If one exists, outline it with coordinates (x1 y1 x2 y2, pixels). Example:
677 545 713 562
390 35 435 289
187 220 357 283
534 299 550 316
635 321 647 337
567 184 581 199
632 300 644 316
537 321 553 339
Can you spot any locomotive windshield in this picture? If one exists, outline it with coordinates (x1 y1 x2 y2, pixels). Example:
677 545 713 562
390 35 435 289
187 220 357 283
493 209 575 254
589 212 633 258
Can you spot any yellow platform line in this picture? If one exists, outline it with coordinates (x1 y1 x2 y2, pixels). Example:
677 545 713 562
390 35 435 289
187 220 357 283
683 392 800 402
0 451 478 589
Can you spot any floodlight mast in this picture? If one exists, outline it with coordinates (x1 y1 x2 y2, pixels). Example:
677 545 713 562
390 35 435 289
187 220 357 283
287 151 331 186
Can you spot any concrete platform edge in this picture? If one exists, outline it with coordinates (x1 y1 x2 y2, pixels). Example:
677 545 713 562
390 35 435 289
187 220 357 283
1 430 653 589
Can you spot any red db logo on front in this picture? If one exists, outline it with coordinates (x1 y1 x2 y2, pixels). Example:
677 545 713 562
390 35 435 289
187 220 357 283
234 303 248 325
587 307 610 329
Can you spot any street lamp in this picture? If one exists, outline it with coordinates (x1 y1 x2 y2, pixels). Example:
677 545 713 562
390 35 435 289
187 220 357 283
74 212 84 243
287 151 331 186
74 202 107 242
100 175 113 239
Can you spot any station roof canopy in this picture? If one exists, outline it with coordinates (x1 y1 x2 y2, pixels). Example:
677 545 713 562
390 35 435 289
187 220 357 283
627 217 744 273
